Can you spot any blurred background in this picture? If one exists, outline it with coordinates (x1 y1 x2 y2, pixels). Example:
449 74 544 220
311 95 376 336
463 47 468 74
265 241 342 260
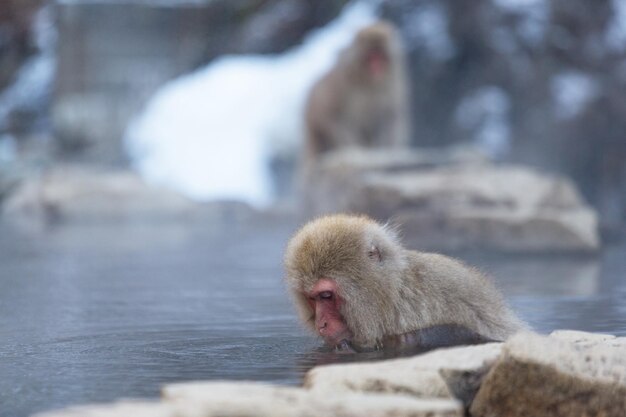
0 0 624 226
0 1 625 416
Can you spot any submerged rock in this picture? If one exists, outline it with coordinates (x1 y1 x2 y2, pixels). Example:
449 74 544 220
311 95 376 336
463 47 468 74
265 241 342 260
307 150 599 253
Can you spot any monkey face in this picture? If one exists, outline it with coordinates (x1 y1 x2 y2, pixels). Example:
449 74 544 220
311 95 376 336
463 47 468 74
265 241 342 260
363 45 389 80
354 23 394 81
304 278 353 347
285 214 407 350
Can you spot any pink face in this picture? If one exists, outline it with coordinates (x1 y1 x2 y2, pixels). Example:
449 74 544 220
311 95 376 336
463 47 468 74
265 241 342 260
365 48 389 80
305 278 352 346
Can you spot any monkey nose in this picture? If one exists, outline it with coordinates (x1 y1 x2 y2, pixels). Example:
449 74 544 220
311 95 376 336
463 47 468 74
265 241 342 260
318 322 328 333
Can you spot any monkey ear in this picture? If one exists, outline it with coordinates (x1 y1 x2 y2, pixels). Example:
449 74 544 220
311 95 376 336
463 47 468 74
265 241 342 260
368 245 382 262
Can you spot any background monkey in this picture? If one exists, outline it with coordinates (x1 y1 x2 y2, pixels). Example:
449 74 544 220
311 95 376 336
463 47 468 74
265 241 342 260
304 21 410 163
284 214 527 352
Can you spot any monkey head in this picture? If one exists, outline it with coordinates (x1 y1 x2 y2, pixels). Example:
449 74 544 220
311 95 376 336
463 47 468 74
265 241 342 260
349 22 399 83
284 214 408 350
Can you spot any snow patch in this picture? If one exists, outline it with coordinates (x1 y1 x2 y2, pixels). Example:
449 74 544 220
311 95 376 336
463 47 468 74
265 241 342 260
493 0 544 10
402 3 455 60
124 2 376 207
0 134 17 163
550 72 600 120
493 0 548 46
606 0 626 53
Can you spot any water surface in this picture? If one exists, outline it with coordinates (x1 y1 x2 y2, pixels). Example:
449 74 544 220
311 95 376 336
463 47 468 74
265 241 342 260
0 214 624 417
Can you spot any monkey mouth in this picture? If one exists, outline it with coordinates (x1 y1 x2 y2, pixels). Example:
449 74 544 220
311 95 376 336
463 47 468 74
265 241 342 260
366 50 388 79
322 328 353 348
334 339 358 354
333 339 380 354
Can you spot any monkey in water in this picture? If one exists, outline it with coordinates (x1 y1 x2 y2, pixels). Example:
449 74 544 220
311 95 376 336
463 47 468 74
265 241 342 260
284 214 527 353
304 22 410 164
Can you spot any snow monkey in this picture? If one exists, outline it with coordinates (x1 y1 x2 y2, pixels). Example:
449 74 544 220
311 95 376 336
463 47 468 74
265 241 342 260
304 21 410 163
284 214 527 352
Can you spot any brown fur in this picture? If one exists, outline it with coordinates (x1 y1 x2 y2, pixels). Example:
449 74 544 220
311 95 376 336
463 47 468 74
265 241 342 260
284 214 527 349
304 21 410 164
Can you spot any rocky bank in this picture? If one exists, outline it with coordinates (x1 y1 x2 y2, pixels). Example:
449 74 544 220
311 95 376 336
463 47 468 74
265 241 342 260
34 330 626 417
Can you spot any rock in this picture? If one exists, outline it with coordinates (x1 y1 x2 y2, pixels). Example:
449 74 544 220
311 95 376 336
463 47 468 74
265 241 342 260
163 380 463 417
309 152 599 253
304 147 486 214
164 381 311 417
33 401 178 417
304 343 502 399
550 329 616 345
470 332 626 417
438 366 491 409
1 164 242 224
34 381 463 417
550 330 626 349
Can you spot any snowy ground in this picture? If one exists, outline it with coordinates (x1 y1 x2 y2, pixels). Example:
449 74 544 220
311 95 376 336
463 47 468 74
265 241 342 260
124 2 376 207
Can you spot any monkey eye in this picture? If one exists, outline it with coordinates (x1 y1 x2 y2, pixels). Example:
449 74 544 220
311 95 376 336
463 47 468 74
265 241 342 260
319 291 333 300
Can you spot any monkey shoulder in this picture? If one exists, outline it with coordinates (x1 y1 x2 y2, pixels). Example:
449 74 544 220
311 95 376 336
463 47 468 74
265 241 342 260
404 251 496 295
405 251 470 278
402 251 523 339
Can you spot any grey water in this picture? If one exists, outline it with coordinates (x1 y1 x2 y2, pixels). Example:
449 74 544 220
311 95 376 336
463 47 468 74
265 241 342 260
0 214 625 417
